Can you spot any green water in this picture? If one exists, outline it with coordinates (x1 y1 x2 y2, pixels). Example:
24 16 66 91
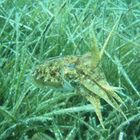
0 0 140 139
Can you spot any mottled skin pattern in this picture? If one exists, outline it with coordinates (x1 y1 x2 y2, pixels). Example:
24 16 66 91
32 53 104 90
32 52 126 128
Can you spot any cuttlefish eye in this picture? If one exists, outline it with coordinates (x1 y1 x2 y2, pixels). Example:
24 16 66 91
65 64 76 69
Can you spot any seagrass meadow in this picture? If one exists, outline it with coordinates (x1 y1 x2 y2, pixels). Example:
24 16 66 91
0 0 140 140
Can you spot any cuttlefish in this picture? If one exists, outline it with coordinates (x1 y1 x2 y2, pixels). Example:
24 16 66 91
32 35 127 128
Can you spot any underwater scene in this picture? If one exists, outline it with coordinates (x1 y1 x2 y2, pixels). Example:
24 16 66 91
0 0 140 140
